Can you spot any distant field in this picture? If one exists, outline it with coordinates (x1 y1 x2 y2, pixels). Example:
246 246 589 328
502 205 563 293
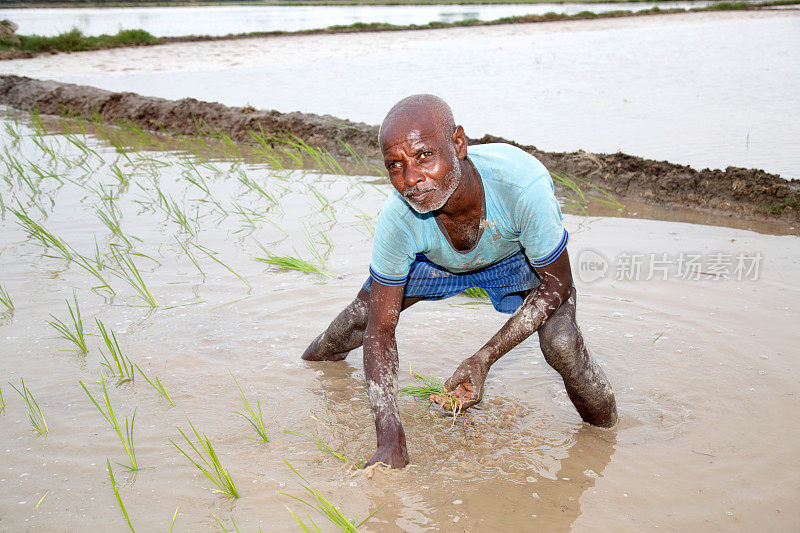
0 0 708 8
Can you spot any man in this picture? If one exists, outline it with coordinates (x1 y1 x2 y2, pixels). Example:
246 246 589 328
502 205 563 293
302 95 617 469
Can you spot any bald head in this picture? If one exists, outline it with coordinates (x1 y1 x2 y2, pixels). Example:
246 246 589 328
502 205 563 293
379 94 456 148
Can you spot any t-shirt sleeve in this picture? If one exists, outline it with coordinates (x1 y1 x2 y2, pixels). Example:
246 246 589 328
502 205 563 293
516 176 569 268
369 202 418 286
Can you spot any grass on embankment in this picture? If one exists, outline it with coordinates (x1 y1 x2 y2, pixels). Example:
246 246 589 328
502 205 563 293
1 0 798 57
0 28 157 55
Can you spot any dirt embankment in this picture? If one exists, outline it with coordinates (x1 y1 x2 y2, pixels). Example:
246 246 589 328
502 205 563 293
1 74 798 227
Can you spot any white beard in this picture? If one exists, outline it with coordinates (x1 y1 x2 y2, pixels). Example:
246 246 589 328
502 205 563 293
406 155 462 214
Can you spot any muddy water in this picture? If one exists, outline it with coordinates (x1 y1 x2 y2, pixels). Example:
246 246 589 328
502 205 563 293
1 114 799 532
0 2 721 37
2 11 798 179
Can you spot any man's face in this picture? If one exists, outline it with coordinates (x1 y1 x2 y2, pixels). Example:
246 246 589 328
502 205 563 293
381 119 462 214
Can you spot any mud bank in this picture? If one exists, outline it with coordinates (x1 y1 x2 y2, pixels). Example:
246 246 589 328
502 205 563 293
2 74 798 228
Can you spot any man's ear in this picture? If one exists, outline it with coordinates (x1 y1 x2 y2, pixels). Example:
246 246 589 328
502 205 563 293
452 125 468 159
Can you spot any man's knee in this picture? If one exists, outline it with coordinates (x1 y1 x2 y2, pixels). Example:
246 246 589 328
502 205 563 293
539 324 584 377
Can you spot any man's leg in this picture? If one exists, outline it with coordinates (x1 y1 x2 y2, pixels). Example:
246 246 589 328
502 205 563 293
302 288 421 361
537 287 618 428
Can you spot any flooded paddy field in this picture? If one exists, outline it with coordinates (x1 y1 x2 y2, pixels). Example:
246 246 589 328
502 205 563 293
2 10 798 179
0 110 799 531
0 2 724 38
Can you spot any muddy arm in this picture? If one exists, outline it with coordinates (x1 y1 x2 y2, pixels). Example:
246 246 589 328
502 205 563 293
363 282 410 469
444 249 573 407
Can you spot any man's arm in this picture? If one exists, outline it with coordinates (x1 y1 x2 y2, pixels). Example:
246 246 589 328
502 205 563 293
440 248 573 408
363 281 410 469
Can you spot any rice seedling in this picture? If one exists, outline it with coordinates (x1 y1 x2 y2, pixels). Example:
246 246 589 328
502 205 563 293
0 282 14 311
96 319 135 384
192 243 251 289
170 419 239 498
30 134 58 162
230 372 268 443
463 286 490 301
3 147 25 179
230 201 265 233
109 162 130 188
303 223 332 272
80 376 139 470
166 196 197 236
96 204 138 248
284 426 348 463
29 107 47 136
255 249 328 276
34 490 49 509
308 185 337 222
134 364 175 406
72 251 116 295
280 459 381 532
351 207 376 237
47 293 88 353
62 129 101 161
169 506 179 532
184 167 211 197
212 514 241 533
400 371 464 420
109 247 159 307
12 206 73 261
8 378 48 437
175 236 205 277
235 168 278 207
106 458 135 532
550 169 623 213
3 121 21 145
0 385 5 414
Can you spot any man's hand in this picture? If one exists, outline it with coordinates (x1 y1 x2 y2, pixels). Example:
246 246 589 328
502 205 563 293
365 442 409 469
432 355 489 411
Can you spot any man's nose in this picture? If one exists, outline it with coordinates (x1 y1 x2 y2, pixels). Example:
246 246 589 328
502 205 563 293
403 163 424 188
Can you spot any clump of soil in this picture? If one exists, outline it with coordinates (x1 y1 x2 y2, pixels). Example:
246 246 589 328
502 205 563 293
1 74 797 227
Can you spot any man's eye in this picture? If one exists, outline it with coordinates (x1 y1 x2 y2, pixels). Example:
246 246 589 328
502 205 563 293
387 162 401 171
419 151 432 160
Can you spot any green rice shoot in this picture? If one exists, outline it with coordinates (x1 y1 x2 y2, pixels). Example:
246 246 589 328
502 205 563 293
0 282 14 311
96 319 136 384
109 246 159 307
230 372 269 442
400 371 464 420
106 458 136 533
284 426 348 464
212 514 241 533
256 249 329 276
47 293 88 353
170 419 239 499
79 376 140 471
280 458 381 533
462 286 490 300
135 364 175 406
8 378 49 437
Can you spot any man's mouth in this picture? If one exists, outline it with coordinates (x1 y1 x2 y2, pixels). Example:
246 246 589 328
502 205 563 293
405 188 435 200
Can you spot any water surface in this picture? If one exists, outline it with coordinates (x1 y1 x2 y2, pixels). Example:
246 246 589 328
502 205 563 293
0 109 798 531
2 2 719 37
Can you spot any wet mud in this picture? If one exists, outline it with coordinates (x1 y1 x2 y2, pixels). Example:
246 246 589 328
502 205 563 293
2 74 798 228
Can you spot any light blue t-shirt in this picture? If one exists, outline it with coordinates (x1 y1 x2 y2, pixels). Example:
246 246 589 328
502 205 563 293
369 143 568 286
